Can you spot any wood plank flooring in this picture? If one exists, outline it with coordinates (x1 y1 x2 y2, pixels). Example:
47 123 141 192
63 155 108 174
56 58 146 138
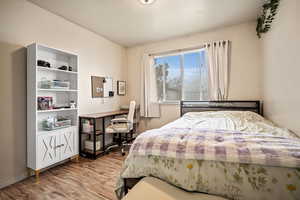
0 152 126 200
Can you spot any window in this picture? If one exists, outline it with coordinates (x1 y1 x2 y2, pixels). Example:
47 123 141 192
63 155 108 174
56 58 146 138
154 49 208 102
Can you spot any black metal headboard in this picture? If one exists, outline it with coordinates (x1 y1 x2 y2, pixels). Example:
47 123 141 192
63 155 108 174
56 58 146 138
180 101 261 116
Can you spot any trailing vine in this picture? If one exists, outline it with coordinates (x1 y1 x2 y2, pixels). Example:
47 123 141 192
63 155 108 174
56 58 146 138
256 0 280 38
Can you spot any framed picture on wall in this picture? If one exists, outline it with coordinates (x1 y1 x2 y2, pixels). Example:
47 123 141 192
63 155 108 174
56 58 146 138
117 81 126 96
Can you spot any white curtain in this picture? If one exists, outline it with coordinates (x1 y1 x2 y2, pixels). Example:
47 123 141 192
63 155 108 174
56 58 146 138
205 40 230 100
140 54 161 118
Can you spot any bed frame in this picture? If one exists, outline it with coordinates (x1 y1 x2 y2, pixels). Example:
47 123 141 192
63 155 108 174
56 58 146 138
123 100 261 195
180 100 261 116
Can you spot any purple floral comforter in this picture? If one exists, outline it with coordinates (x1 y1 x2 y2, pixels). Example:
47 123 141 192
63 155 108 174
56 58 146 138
130 128 300 168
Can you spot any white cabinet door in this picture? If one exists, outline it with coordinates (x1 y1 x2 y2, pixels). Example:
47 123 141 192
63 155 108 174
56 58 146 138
60 127 76 160
37 133 60 169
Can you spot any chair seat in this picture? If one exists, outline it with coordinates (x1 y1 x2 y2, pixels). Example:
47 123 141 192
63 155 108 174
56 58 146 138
115 115 128 120
106 123 130 133
111 118 128 123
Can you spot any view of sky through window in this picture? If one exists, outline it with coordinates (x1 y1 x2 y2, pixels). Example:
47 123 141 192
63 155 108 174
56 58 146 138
154 49 208 102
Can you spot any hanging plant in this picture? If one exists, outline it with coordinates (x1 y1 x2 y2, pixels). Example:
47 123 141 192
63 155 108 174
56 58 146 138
256 0 280 38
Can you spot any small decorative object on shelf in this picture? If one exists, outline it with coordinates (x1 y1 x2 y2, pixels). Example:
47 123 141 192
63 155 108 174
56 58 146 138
53 104 71 109
57 65 73 71
37 96 53 110
58 65 68 70
70 100 76 108
256 0 280 38
37 60 51 68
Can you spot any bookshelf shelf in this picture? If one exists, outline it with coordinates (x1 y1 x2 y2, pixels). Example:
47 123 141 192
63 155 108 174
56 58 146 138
37 108 78 113
37 66 78 75
37 88 78 92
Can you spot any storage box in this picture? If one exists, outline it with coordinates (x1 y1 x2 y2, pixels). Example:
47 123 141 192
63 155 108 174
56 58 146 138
42 118 71 131
40 80 70 89
84 134 114 151
85 140 102 151
82 123 93 133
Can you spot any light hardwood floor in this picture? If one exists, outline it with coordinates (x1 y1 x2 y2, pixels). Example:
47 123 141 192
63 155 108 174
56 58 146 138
0 152 126 200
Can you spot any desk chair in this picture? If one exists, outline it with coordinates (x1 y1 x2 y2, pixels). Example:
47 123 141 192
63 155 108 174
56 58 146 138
106 101 136 155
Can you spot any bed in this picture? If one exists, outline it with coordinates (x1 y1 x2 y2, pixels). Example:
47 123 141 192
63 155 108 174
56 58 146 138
116 101 300 200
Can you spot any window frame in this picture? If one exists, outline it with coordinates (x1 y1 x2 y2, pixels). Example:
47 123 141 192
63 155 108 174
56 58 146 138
154 48 207 104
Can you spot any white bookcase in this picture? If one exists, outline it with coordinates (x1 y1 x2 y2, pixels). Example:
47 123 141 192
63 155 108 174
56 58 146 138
27 43 79 178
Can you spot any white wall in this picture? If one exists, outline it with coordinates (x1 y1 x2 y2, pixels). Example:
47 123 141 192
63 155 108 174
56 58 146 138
262 0 300 136
0 0 127 188
127 22 262 131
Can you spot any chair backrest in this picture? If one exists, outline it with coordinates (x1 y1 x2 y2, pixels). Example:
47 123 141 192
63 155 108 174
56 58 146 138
127 101 136 125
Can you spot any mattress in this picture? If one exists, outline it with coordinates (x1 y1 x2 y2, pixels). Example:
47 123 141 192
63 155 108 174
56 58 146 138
117 111 300 200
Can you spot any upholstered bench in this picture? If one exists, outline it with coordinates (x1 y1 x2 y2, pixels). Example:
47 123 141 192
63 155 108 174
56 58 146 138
122 177 228 200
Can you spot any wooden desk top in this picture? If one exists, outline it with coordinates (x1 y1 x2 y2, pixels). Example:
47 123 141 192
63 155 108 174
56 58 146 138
80 110 128 119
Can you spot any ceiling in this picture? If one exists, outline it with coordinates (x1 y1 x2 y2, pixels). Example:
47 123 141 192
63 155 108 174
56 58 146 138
28 0 262 47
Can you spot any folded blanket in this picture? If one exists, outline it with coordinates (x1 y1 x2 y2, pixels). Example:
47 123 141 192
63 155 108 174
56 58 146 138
130 128 300 168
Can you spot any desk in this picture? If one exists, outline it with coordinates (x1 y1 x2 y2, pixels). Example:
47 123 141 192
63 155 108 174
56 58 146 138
79 110 129 159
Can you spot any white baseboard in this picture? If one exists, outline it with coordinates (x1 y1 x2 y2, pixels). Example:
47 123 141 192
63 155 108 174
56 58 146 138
0 173 28 189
